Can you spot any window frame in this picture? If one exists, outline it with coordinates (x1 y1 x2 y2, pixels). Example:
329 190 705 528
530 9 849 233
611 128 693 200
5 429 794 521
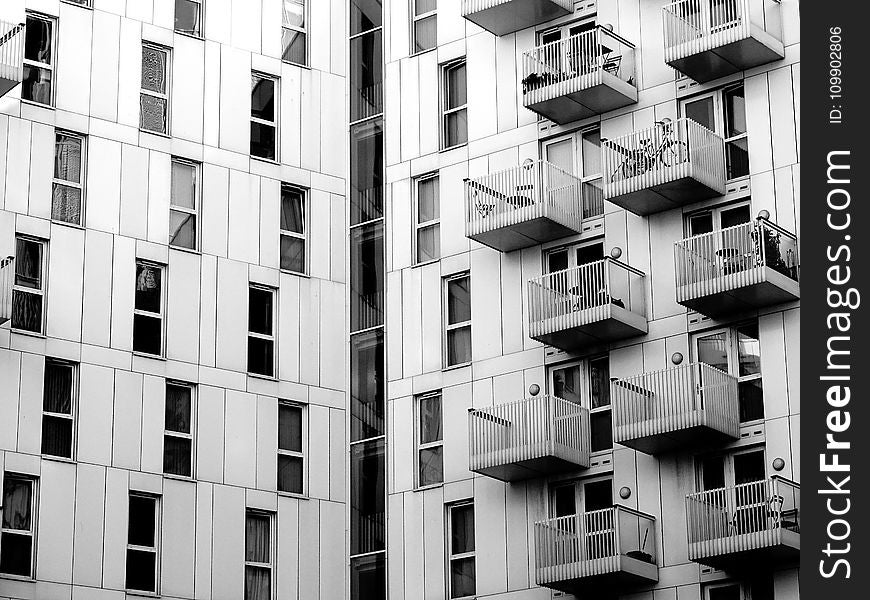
250 72 280 162
163 381 196 478
279 184 309 275
139 42 171 136
11 235 48 336
133 260 167 357
281 0 308 67
0 474 38 579
415 391 443 489
546 354 613 454
169 157 202 251
446 500 476 600
277 400 306 495
125 492 161 594
247 284 278 378
51 130 87 226
543 239 605 274
174 0 204 38
244 509 276 600
696 445 767 491
542 126 603 219
41 358 78 460
413 172 440 265
685 198 752 237
679 83 748 181
443 272 472 368
22 12 56 107
549 474 613 517
411 0 437 55
441 59 468 150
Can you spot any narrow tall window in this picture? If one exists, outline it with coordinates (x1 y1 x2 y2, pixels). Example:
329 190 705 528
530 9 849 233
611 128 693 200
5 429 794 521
248 285 276 377
52 131 86 225
277 402 304 494
175 0 203 37
447 502 475 599
416 392 443 487
126 494 159 594
245 511 274 600
414 174 440 264
282 0 307 66
170 158 200 250
22 14 55 106
42 359 77 459
0 475 37 578
444 273 471 367
442 60 467 149
280 185 307 274
11 236 46 334
133 261 165 356
589 356 612 452
412 0 437 53
723 85 748 180
140 44 170 134
164 382 194 477
251 74 278 161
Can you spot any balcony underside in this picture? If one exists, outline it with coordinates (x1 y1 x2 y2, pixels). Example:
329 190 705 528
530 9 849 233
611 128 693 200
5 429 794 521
607 167 724 216
525 73 637 125
677 266 799 317
531 304 648 351
667 28 784 83
473 451 584 482
615 414 737 455
0 75 18 98
538 554 659 594
689 529 800 571
468 214 582 252
464 0 572 36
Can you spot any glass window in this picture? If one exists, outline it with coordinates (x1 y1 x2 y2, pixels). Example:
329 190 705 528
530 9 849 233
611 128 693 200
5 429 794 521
164 382 194 477
175 0 203 36
350 30 384 121
0 475 36 577
589 356 612 452
417 392 443 487
140 44 170 134
282 0 307 65
350 439 386 555
350 221 385 331
350 120 384 224
52 131 86 225
350 553 386 600
248 286 276 377
681 85 748 180
245 511 273 600
170 159 200 250
350 329 385 441
444 274 471 367
42 359 77 459
694 322 763 422
126 493 159 593
251 74 278 161
280 185 307 274
414 174 440 263
350 0 383 36
22 14 54 106
12 236 46 334
133 261 165 356
412 0 437 53
442 60 467 148
448 502 475 599
278 402 304 494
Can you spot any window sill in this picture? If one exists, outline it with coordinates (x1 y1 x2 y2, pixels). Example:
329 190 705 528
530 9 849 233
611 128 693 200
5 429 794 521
10 329 47 339
139 128 171 139
414 482 443 493
410 47 437 58
440 142 468 153
163 473 197 483
60 0 94 7
50 219 85 230
41 454 76 465
21 98 55 110
279 268 310 278
411 258 440 269
168 244 202 256
174 30 204 41
251 155 281 166
277 490 310 501
442 362 471 372
125 590 160 598
0 574 35 583
248 372 279 382
132 351 167 361
281 59 311 70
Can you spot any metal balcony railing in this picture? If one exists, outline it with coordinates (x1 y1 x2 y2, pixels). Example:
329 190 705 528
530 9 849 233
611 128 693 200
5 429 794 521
469 395 590 481
0 20 25 98
686 476 800 565
603 118 726 215
612 362 739 453
535 506 658 589
461 0 573 36
0 256 13 325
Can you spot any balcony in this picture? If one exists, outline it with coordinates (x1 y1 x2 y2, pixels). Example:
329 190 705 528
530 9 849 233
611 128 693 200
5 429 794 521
0 256 12 325
465 160 597 252
528 258 647 352
612 362 739 454
522 27 637 125
468 394 590 482
663 0 784 83
687 476 800 569
0 21 25 98
461 0 573 37
603 118 726 216
675 217 799 316
535 506 658 594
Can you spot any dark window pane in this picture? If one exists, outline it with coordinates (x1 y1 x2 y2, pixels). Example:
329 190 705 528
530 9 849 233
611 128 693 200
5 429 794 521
12 290 42 333
282 29 307 65
249 288 274 335
584 480 613 512
709 584 742 600
248 337 275 377
171 161 197 209
125 549 156 592
414 16 436 53
417 177 439 222
140 94 168 133
725 86 746 137
165 385 192 433
41 415 73 458
349 0 382 36
552 365 582 404
553 485 576 517
135 264 162 312
245 565 272 600
44 361 73 413
419 395 442 443
350 120 384 224
415 0 436 13
25 17 52 63
726 138 749 179
280 187 305 233
738 379 764 422
163 436 192 476
21 64 52 104
350 30 383 120
446 63 467 109
737 322 761 376
52 184 82 224
684 96 715 131
0 532 32 576
734 450 765 484
701 455 726 490
283 0 305 27
450 557 476 598
418 446 443 487
590 410 613 452
54 133 82 182
141 47 167 93
175 0 202 36
280 236 305 273
350 330 385 441
2 478 32 529
590 357 610 409
169 210 197 249
447 277 470 324
416 224 440 263
278 404 303 451
445 108 467 148
350 553 386 600
251 122 276 161
350 222 384 331
446 326 471 366
350 439 385 554
245 513 271 562
278 454 303 494
15 238 42 289
451 504 474 553
720 204 751 228
128 496 156 547
697 332 729 372
133 314 162 355
689 212 714 236
251 76 275 121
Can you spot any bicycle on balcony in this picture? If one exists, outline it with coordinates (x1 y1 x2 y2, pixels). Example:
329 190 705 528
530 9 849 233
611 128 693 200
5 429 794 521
604 119 689 182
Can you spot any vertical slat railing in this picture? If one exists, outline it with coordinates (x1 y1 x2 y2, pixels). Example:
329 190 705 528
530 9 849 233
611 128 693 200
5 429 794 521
0 256 13 325
0 21 25 87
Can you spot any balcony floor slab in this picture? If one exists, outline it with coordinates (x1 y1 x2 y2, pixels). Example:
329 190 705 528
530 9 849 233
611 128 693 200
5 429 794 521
668 27 784 83
538 554 659 594
677 267 799 317
690 528 799 571
531 304 648 352
607 174 724 216
525 74 638 125
464 0 572 36
468 215 582 252
615 419 737 455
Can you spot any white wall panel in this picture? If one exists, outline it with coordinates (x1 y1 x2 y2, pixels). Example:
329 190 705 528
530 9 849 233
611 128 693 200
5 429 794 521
109 234 135 351
0 350 21 450
112 369 143 470
36 460 76 583
72 463 106 587
46 225 85 342
101 467 129 591
166 249 202 362
16 353 43 456
161 479 197 597
219 45 251 154
56 3 93 115
171 35 206 144
89 11 121 122
119 144 150 240
27 122 53 220
210 484 245 598
4 118 31 214
214 257 247 372
228 171 260 264
224 390 258 488
140 374 165 474
86 137 122 234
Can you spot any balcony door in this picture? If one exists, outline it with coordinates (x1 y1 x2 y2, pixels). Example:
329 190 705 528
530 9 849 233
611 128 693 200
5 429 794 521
543 128 603 218
698 447 767 535
681 85 748 179
539 20 597 78
685 201 752 278
551 477 614 560
548 355 611 453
